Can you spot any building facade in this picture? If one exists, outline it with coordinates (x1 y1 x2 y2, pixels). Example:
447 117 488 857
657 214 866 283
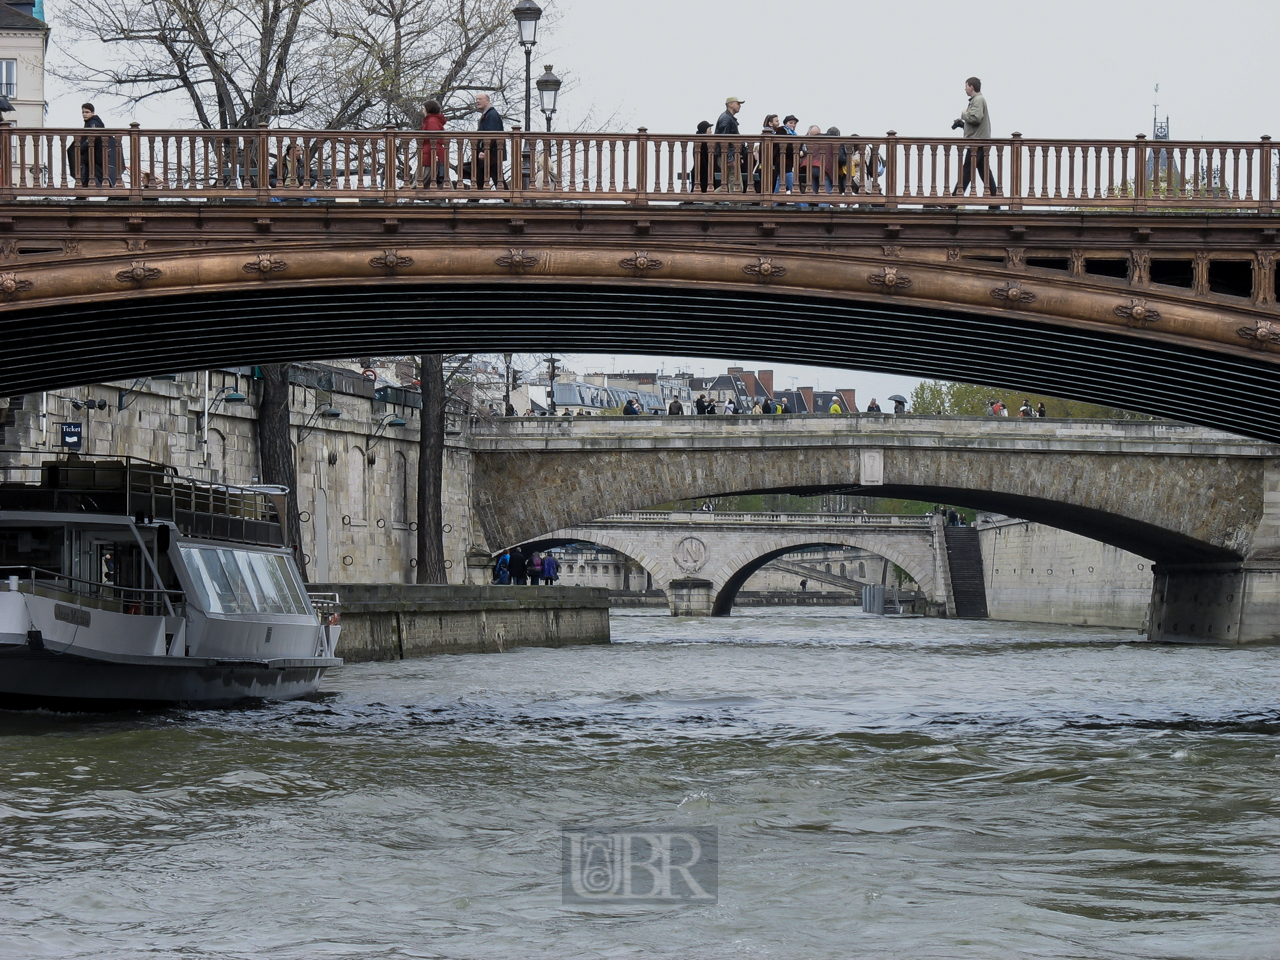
0 2 46 128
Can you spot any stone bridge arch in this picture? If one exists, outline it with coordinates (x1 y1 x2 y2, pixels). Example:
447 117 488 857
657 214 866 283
526 520 943 618
515 532 676 596
473 420 1271 566
709 531 941 617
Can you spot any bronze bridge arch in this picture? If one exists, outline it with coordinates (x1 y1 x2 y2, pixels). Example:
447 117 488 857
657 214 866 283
0 198 1279 439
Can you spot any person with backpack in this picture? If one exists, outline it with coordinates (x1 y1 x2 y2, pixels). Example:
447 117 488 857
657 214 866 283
528 552 542 586
492 552 511 585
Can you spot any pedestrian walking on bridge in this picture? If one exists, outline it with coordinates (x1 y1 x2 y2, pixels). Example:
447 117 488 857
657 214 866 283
715 97 745 193
952 77 1000 204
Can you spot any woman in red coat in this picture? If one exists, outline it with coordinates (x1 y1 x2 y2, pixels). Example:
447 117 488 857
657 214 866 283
421 101 448 188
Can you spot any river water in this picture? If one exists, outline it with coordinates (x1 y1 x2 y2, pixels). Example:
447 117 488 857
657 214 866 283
2 608 1279 959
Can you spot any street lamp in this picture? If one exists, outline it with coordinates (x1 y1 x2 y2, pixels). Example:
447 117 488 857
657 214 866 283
537 64 561 132
545 355 560 416
512 0 542 132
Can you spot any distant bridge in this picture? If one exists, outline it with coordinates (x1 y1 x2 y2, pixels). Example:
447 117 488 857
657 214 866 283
467 414 1280 642
2 129 1280 440
521 511 940 616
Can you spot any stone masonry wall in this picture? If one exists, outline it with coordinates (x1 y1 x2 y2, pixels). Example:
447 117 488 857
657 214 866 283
0 373 482 584
311 583 611 661
979 517 1152 629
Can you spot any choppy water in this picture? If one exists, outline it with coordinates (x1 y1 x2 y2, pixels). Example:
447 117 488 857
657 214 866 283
2 608 1280 959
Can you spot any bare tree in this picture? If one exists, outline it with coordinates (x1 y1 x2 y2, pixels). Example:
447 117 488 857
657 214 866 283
313 0 536 128
50 0 550 128
51 0 321 128
416 354 447 584
256 363 309 581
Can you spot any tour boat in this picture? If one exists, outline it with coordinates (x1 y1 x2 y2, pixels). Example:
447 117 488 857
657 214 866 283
0 455 341 709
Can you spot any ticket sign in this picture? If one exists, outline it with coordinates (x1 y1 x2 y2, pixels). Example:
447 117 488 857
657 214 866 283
59 422 83 451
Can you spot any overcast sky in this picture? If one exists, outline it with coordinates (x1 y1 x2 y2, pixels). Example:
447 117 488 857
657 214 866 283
43 0 1280 404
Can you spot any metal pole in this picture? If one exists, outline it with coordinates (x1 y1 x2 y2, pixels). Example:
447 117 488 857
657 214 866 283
524 47 533 135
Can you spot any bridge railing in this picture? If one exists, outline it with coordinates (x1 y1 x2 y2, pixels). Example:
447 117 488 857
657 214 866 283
605 511 934 526
1 126 1272 212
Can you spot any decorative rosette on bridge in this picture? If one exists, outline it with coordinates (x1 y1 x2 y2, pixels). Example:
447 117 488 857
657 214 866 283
619 252 664 274
990 281 1036 305
1238 319 1280 349
869 266 912 292
369 250 415 274
1115 299 1162 326
496 249 541 273
115 261 162 285
744 257 787 282
243 254 288 278
0 272 33 301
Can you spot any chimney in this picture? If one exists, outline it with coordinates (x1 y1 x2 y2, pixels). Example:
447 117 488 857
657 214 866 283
727 366 744 375
799 386 815 414
837 388 858 412
757 369 774 397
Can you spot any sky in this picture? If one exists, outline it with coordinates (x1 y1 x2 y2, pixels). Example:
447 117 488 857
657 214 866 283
40 0 1280 405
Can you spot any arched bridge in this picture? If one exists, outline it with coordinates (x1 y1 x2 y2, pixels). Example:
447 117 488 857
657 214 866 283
519 510 945 618
465 414 1280 644
2 128 1280 440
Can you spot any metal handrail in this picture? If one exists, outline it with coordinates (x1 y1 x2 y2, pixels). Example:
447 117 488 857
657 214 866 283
1 126 1273 213
0 564 186 616
0 453 285 546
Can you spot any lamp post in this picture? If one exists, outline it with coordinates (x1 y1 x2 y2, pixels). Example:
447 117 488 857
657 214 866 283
545 355 560 416
512 0 542 133
503 352 514 416
537 64 561 132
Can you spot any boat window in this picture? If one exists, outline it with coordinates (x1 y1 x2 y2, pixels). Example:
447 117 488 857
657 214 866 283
269 554 309 614
178 545 309 615
244 551 287 614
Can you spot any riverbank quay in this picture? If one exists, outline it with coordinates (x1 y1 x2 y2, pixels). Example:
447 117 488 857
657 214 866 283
310 584 611 662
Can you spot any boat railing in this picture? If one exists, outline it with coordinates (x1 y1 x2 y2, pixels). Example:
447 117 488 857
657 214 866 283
307 592 341 623
0 454 285 547
1 564 185 617
307 591 341 655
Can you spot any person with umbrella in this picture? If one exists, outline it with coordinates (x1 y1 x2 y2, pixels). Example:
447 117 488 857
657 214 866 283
889 394 909 415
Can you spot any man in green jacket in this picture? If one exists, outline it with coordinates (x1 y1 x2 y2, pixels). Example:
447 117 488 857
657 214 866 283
952 77 999 201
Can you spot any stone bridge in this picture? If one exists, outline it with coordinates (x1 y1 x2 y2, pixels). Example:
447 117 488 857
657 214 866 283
1 129 1280 440
466 414 1280 643
520 511 944 617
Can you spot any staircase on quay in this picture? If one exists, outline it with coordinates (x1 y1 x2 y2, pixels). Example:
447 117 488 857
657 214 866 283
944 526 989 619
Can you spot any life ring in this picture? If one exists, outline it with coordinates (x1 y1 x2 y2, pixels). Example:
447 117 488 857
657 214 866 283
126 602 142 615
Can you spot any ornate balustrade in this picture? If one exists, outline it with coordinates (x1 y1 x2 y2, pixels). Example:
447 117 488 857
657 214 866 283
604 511 935 526
1 126 1273 212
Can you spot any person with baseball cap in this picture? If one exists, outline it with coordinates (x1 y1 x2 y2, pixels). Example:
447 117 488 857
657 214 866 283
715 97 744 193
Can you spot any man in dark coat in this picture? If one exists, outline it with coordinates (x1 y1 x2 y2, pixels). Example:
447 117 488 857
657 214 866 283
509 546 528 585
474 93 506 190
70 102 115 187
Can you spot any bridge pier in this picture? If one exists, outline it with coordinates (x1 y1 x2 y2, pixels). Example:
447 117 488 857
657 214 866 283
1148 562 1280 644
668 579 715 617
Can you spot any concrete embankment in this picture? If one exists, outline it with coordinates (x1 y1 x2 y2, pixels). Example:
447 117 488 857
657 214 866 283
311 584 611 662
